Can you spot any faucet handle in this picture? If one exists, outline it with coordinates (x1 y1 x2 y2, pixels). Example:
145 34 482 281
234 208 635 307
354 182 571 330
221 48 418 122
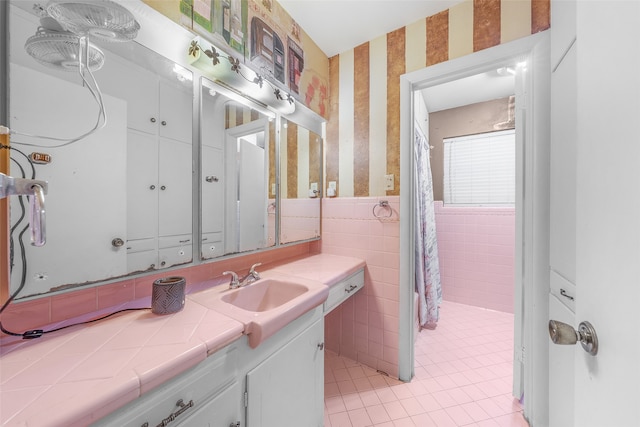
249 263 262 279
223 271 239 288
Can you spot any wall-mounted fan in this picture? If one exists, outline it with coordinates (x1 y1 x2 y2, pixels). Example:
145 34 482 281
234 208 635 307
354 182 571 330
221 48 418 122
25 26 105 72
24 0 139 71
16 1 140 147
46 0 140 43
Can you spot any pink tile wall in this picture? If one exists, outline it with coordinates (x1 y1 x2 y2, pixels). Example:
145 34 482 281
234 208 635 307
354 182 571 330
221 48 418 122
321 196 401 378
434 202 516 313
1 243 315 338
280 198 321 243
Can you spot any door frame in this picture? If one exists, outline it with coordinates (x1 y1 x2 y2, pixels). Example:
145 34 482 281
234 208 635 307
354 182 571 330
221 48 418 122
398 32 550 425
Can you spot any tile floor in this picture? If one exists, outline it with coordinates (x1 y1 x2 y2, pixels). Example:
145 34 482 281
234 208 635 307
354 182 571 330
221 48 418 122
323 301 529 427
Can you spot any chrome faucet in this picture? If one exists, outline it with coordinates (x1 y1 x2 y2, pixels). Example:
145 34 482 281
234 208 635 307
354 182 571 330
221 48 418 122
223 263 262 289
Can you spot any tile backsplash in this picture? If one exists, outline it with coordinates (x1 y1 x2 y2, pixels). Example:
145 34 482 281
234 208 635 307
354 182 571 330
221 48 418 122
1 243 316 338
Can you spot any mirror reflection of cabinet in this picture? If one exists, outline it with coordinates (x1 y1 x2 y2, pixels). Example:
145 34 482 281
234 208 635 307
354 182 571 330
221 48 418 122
100 53 194 272
200 78 275 260
279 119 322 244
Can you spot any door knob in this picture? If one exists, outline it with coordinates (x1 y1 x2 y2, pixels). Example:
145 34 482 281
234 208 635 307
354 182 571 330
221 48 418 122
548 320 598 356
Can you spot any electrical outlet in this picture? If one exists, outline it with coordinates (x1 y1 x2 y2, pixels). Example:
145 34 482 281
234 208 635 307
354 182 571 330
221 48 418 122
384 174 394 191
310 182 318 192
271 183 276 195
328 181 337 190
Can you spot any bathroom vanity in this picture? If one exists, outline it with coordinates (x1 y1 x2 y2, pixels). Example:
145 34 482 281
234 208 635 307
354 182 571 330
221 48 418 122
0 254 365 426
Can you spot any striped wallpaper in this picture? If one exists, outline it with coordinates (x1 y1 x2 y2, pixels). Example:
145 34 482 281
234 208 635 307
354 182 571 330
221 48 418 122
326 0 550 198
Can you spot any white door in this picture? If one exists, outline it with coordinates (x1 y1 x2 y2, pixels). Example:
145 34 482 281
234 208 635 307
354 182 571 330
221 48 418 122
548 2 640 426
238 138 266 252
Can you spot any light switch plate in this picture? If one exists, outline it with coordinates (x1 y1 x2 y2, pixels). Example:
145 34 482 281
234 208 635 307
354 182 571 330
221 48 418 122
328 181 337 190
271 183 276 195
310 182 318 192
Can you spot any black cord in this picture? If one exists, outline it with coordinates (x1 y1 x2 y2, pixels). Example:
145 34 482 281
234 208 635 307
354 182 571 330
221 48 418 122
1 153 33 316
0 148 151 340
0 307 151 339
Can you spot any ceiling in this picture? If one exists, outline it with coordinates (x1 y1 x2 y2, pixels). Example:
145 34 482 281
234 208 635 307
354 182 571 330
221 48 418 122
422 68 516 112
278 0 516 112
277 0 465 58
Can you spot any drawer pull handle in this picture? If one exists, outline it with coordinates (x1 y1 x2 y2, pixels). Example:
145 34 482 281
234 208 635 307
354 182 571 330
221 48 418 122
153 399 195 427
560 288 574 301
179 239 191 243
345 284 358 293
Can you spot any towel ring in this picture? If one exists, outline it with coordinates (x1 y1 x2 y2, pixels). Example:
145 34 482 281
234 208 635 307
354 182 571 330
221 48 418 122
373 200 392 218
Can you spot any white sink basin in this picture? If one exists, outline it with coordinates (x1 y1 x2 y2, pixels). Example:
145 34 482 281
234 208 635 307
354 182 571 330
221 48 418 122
188 273 329 348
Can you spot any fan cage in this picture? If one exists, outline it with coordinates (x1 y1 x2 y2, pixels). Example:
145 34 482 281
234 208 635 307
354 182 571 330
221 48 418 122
46 0 140 42
24 29 106 72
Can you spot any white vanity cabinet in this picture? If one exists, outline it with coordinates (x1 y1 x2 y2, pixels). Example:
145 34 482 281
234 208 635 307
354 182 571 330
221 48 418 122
91 344 242 427
245 317 324 427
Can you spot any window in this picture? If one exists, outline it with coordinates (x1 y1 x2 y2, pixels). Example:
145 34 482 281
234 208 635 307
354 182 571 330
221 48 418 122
443 129 515 206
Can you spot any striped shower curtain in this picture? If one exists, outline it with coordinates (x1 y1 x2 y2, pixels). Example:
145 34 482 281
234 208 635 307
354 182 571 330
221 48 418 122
414 125 442 329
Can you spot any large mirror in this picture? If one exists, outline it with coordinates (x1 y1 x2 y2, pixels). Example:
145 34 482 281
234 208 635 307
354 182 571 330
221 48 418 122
200 77 276 259
7 1 193 297
4 0 323 300
279 118 322 244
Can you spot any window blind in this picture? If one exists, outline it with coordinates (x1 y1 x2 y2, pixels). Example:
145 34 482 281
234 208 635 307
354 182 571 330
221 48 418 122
443 129 515 206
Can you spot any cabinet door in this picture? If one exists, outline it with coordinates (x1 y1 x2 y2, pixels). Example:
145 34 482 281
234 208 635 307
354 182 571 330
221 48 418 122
127 129 159 240
159 79 193 143
158 138 193 237
176 382 243 427
246 319 324 427
101 56 158 134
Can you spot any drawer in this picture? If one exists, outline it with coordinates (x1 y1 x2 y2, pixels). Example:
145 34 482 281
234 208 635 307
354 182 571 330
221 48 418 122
175 381 242 427
159 234 192 249
126 238 156 253
93 345 238 427
127 250 157 272
201 232 222 244
201 232 224 259
324 269 364 314
158 245 192 269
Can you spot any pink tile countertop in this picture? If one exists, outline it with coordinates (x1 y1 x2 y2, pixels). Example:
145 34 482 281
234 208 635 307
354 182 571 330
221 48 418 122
0 298 245 426
0 254 365 426
268 253 366 286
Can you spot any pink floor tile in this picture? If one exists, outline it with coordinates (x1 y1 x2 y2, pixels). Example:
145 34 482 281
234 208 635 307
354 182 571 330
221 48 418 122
391 417 417 426
325 301 528 427
348 407 373 427
365 404 391 424
330 411 354 427
343 393 365 411
382 400 409 420
326 396 347 414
